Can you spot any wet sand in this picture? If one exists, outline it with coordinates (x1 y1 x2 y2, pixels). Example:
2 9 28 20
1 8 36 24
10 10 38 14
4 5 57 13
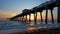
10 27 60 34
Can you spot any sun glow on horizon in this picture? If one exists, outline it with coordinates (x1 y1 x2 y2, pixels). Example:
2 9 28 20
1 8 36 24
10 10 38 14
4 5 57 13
0 10 17 19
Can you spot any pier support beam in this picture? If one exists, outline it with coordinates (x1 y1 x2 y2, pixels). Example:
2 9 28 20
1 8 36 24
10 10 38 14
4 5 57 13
29 14 31 22
34 12 37 23
50 9 54 23
40 12 43 23
58 5 60 23
45 9 48 24
36 12 37 23
22 16 24 22
26 15 27 22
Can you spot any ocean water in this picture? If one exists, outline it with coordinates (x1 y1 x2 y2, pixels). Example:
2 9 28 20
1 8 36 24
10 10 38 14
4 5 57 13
0 20 60 34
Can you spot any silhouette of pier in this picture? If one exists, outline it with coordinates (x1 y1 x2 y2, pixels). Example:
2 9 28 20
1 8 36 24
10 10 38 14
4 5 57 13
10 0 60 24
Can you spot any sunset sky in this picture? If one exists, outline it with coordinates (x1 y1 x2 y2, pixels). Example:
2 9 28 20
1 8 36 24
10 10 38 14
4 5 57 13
0 0 57 20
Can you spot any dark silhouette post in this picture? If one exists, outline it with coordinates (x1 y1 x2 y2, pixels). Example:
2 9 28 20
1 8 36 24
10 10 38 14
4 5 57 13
29 14 31 22
34 12 37 23
36 12 37 22
22 16 24 22
26 15 27 22
34 13 36 23
58 5 60 23
56 0 60 23
50 9 54 23
40 12 43 23
45 8 48 24
22 17 23 22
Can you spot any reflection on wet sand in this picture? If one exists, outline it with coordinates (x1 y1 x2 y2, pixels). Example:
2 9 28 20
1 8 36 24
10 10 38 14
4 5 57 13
10 27 60 34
